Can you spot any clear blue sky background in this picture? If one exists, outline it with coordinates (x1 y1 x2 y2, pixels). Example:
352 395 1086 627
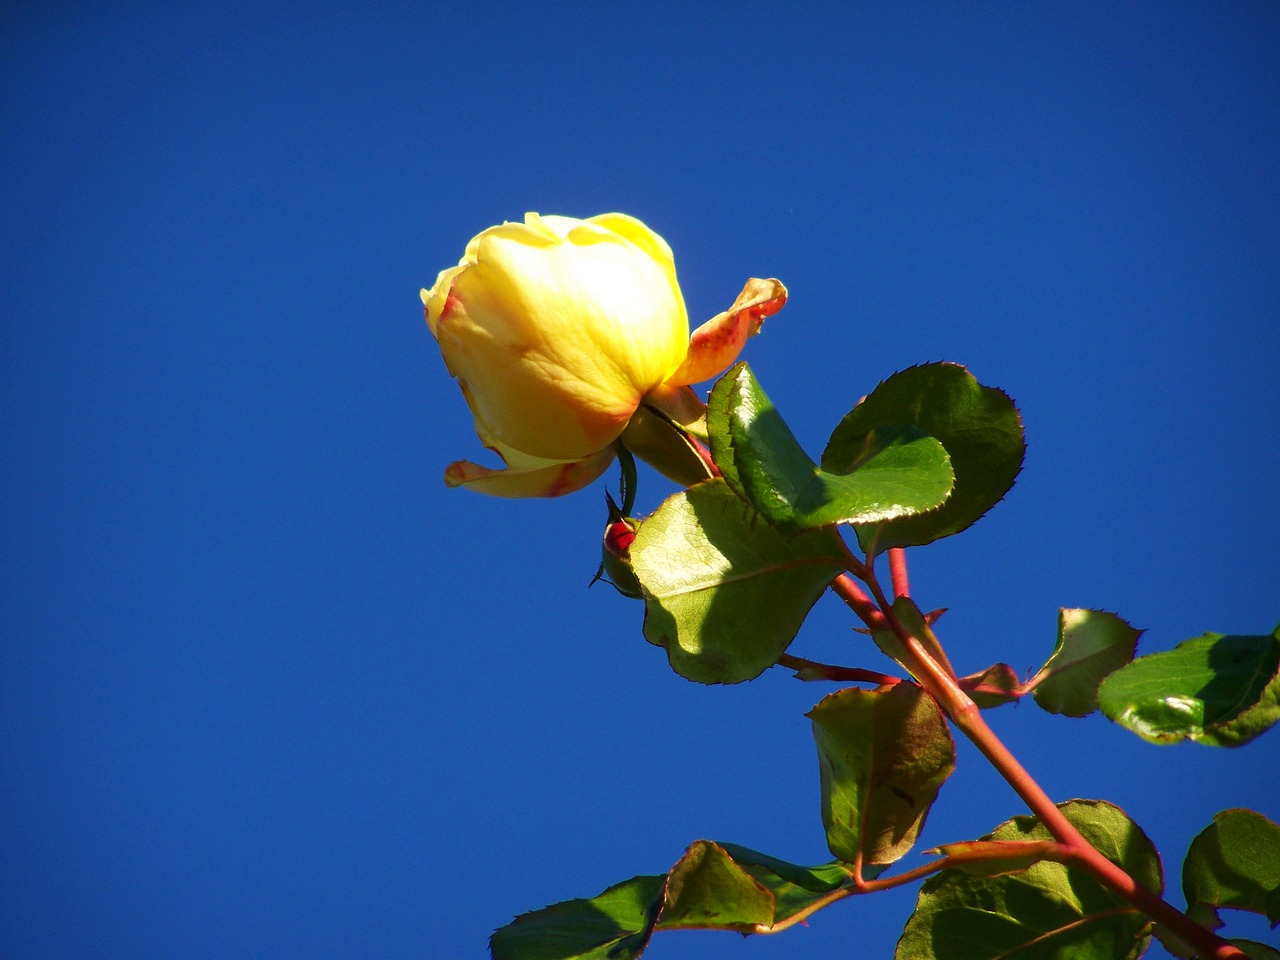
2 3 1277 958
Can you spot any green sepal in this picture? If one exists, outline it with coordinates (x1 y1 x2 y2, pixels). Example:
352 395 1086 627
809 682 955 865
1030 609 1142 717
707 362 954 532
630 479 847 684
1097 623 1280 746
599 542 643 599
825 362 1025 552
897 800 1162 960
620 401 713 488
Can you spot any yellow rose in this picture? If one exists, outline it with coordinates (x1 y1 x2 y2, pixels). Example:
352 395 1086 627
422 212 785 497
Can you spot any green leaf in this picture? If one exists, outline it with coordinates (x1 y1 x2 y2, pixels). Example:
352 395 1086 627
1097 624 1280 746
824 362 1025 552
631 479 846 684
1183 808 1280 927
657 842 856 931
897 800 1162 960
658 841 774 929
490 874 665 960
707 362 954 531
958 662 1023 709
492 844 864 959
809 682 955 865
713 842 865 914
1032 609 1143 718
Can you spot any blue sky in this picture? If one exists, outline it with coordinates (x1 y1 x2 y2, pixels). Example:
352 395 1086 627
2 3 1278 958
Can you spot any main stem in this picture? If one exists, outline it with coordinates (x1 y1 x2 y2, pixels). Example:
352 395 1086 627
838 570 1247 960
952 703 1245 960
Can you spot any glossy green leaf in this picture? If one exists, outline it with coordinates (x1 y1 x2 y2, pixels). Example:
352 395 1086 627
707 362 954 531
1184 808 1280 928
657 841 855 930
1031 609 1142 717
897 800 1162 960
809 682 955 865
824 362 1024 552
631 479 847 683
1097 625 1280 746
490 874 665 960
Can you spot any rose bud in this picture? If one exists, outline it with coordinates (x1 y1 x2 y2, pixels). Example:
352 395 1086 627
422 212 786 497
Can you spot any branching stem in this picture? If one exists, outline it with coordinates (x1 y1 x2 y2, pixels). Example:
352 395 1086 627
645 406 1242 958
831 574 885 631
859 563 1248 960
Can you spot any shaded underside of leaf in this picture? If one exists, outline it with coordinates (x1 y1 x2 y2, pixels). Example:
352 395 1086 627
896 800 1163 960
631 479 846 684
1032 609 1143 718
659 841 774 929
809 683 956 865
658 841 854 930
491 843 862 960
1183 808 1280 927
1097 624 1280 746
490 874 666 960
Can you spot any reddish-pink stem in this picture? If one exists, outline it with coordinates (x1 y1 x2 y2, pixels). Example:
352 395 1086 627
954 700 1244 958
680 423 1239 956
856 569 1246 960
888 547 910 598
832 574 886 631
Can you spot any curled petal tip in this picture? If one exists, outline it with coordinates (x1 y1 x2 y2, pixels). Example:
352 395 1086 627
442 447 615 498
665 278 787 387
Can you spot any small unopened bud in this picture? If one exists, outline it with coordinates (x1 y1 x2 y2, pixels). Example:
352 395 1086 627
604 518 637 557
591 492 643 598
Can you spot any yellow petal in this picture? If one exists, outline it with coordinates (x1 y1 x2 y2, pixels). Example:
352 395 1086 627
665 278 788 387
443 446 616 498
433 215 689 461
